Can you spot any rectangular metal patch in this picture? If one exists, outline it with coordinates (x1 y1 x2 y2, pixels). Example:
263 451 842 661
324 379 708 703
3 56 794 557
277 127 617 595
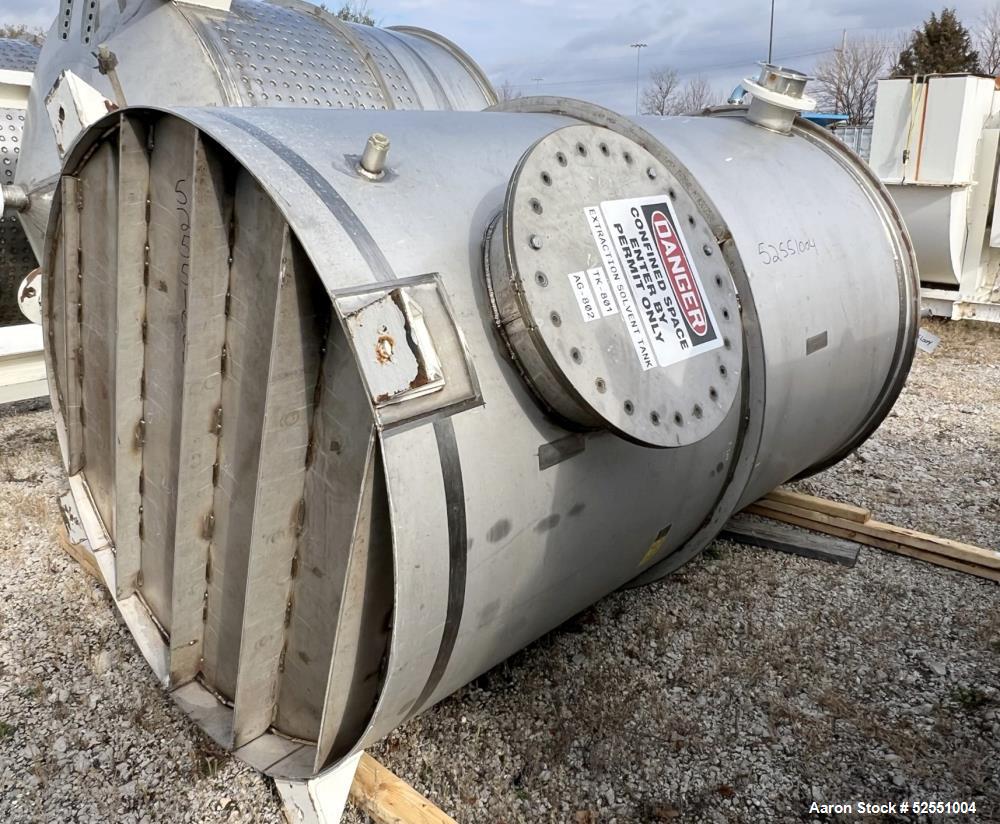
806 330 828 355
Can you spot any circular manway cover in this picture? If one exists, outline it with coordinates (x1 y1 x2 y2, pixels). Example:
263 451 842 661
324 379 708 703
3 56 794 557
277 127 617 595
488 123 743 447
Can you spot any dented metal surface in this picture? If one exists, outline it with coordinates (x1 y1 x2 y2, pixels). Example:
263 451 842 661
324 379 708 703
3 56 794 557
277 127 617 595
43 99 918 781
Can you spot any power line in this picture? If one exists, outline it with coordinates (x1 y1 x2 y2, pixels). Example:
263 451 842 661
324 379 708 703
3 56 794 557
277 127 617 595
506 46 833 90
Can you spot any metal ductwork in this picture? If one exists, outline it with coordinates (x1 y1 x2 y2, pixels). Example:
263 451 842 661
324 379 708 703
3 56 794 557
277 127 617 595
13 0 497 262
43 97 918 778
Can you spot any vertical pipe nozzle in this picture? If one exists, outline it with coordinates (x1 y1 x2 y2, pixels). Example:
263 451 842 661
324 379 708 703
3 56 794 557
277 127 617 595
359 133 390 179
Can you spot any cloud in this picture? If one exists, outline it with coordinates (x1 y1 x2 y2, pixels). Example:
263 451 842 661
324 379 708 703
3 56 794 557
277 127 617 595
4 0 998 112
1 0 59 31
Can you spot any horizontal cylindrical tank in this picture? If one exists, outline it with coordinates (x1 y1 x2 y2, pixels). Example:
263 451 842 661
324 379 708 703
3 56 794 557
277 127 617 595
43 99 917 778
14 0 496 260
0 37 40 328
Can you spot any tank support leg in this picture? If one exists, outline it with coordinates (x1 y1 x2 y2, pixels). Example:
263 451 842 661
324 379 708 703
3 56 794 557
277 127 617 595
275 752 362 824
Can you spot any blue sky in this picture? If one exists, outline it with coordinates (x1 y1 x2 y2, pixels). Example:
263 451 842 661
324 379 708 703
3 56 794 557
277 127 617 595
4 1 999 111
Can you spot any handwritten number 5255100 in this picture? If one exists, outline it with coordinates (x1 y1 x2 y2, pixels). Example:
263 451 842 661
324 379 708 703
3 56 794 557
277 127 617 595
757 237 817 266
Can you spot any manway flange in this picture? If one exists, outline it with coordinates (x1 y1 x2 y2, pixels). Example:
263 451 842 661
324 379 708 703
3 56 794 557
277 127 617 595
486 123 743 447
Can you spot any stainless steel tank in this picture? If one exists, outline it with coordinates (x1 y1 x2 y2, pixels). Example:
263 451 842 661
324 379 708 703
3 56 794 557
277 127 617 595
0 38 39 328
13 0 496 260
42 96 917 779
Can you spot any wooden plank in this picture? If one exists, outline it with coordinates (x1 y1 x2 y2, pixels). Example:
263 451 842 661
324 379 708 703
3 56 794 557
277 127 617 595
721 513 860 567
350 753 457 824
230 234 328 747
167 132 234 686
763 488 870 524
752 500 1000 570
112 114 149 600
745 504 1000 583
57 523 105 585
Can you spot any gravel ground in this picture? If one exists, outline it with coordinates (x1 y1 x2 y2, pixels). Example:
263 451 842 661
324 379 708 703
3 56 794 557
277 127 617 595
0 318 997 824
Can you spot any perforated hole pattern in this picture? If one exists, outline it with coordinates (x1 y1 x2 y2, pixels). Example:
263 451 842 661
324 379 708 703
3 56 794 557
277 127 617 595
0 109 38 327
201 0 416 110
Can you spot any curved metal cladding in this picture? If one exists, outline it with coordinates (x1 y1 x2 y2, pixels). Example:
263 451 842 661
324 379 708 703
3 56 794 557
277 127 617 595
43 102 917 779
14 0 496 258
0 38 40 326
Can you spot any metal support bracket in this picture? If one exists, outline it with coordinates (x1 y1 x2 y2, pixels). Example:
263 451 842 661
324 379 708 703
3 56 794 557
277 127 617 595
275 752 362 824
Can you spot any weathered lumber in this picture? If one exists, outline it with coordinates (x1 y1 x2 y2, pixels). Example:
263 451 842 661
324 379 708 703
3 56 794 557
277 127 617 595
762 489 871 523
752 499 1000 570
722 513 861 567
350 752 457 824
745 503 1000 583
57 524 105 585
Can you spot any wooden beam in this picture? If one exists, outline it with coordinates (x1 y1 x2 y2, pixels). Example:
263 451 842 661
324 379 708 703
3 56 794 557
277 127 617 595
722 514 860 567
751 499 1000 570
762 489 870 524
350 753 457 824
57 524 105 585
746 503 1000 583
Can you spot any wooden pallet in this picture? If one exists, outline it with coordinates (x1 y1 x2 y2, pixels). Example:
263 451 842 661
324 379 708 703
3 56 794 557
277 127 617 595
746 489 1000 583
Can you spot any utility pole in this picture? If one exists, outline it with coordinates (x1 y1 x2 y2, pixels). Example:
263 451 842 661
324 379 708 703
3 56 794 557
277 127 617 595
532 77 544 92
631 42 647 116
768 0 775 63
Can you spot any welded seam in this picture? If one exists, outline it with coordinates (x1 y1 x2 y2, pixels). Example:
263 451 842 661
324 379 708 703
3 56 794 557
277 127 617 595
413 418 468 714
204 110 396 283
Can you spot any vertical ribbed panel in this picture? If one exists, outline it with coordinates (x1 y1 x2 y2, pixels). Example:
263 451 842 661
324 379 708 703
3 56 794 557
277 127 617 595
273 325 379 741
77 140 119 532
231 235 330 747
314 446 394 771
61 176 84 475
46 203 68 467
201 171 287 701
140 117 200 630
167 133 234 686
112 114 150 600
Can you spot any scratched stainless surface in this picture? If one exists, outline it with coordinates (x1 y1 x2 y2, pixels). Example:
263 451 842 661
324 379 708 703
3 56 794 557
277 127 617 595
43 101 917 781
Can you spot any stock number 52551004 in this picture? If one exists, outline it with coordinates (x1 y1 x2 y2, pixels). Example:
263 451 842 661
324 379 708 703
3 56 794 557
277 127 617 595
757 237 817 266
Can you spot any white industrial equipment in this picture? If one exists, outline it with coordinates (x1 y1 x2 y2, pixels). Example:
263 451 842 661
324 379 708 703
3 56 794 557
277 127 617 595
870 74 1000 322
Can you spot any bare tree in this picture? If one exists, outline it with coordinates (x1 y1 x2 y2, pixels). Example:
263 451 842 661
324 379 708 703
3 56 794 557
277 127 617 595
496 80 523 103
814 35 893 125
671 76 719 114
0 23 45 46
978 4 1000 75
317 2 376 25
641 67 680 115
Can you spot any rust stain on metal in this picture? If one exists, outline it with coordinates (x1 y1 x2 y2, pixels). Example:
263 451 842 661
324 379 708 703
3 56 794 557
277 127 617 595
375 333 395 364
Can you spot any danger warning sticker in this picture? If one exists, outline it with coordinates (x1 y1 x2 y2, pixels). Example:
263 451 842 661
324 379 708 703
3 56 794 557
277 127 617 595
584 196 722 369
